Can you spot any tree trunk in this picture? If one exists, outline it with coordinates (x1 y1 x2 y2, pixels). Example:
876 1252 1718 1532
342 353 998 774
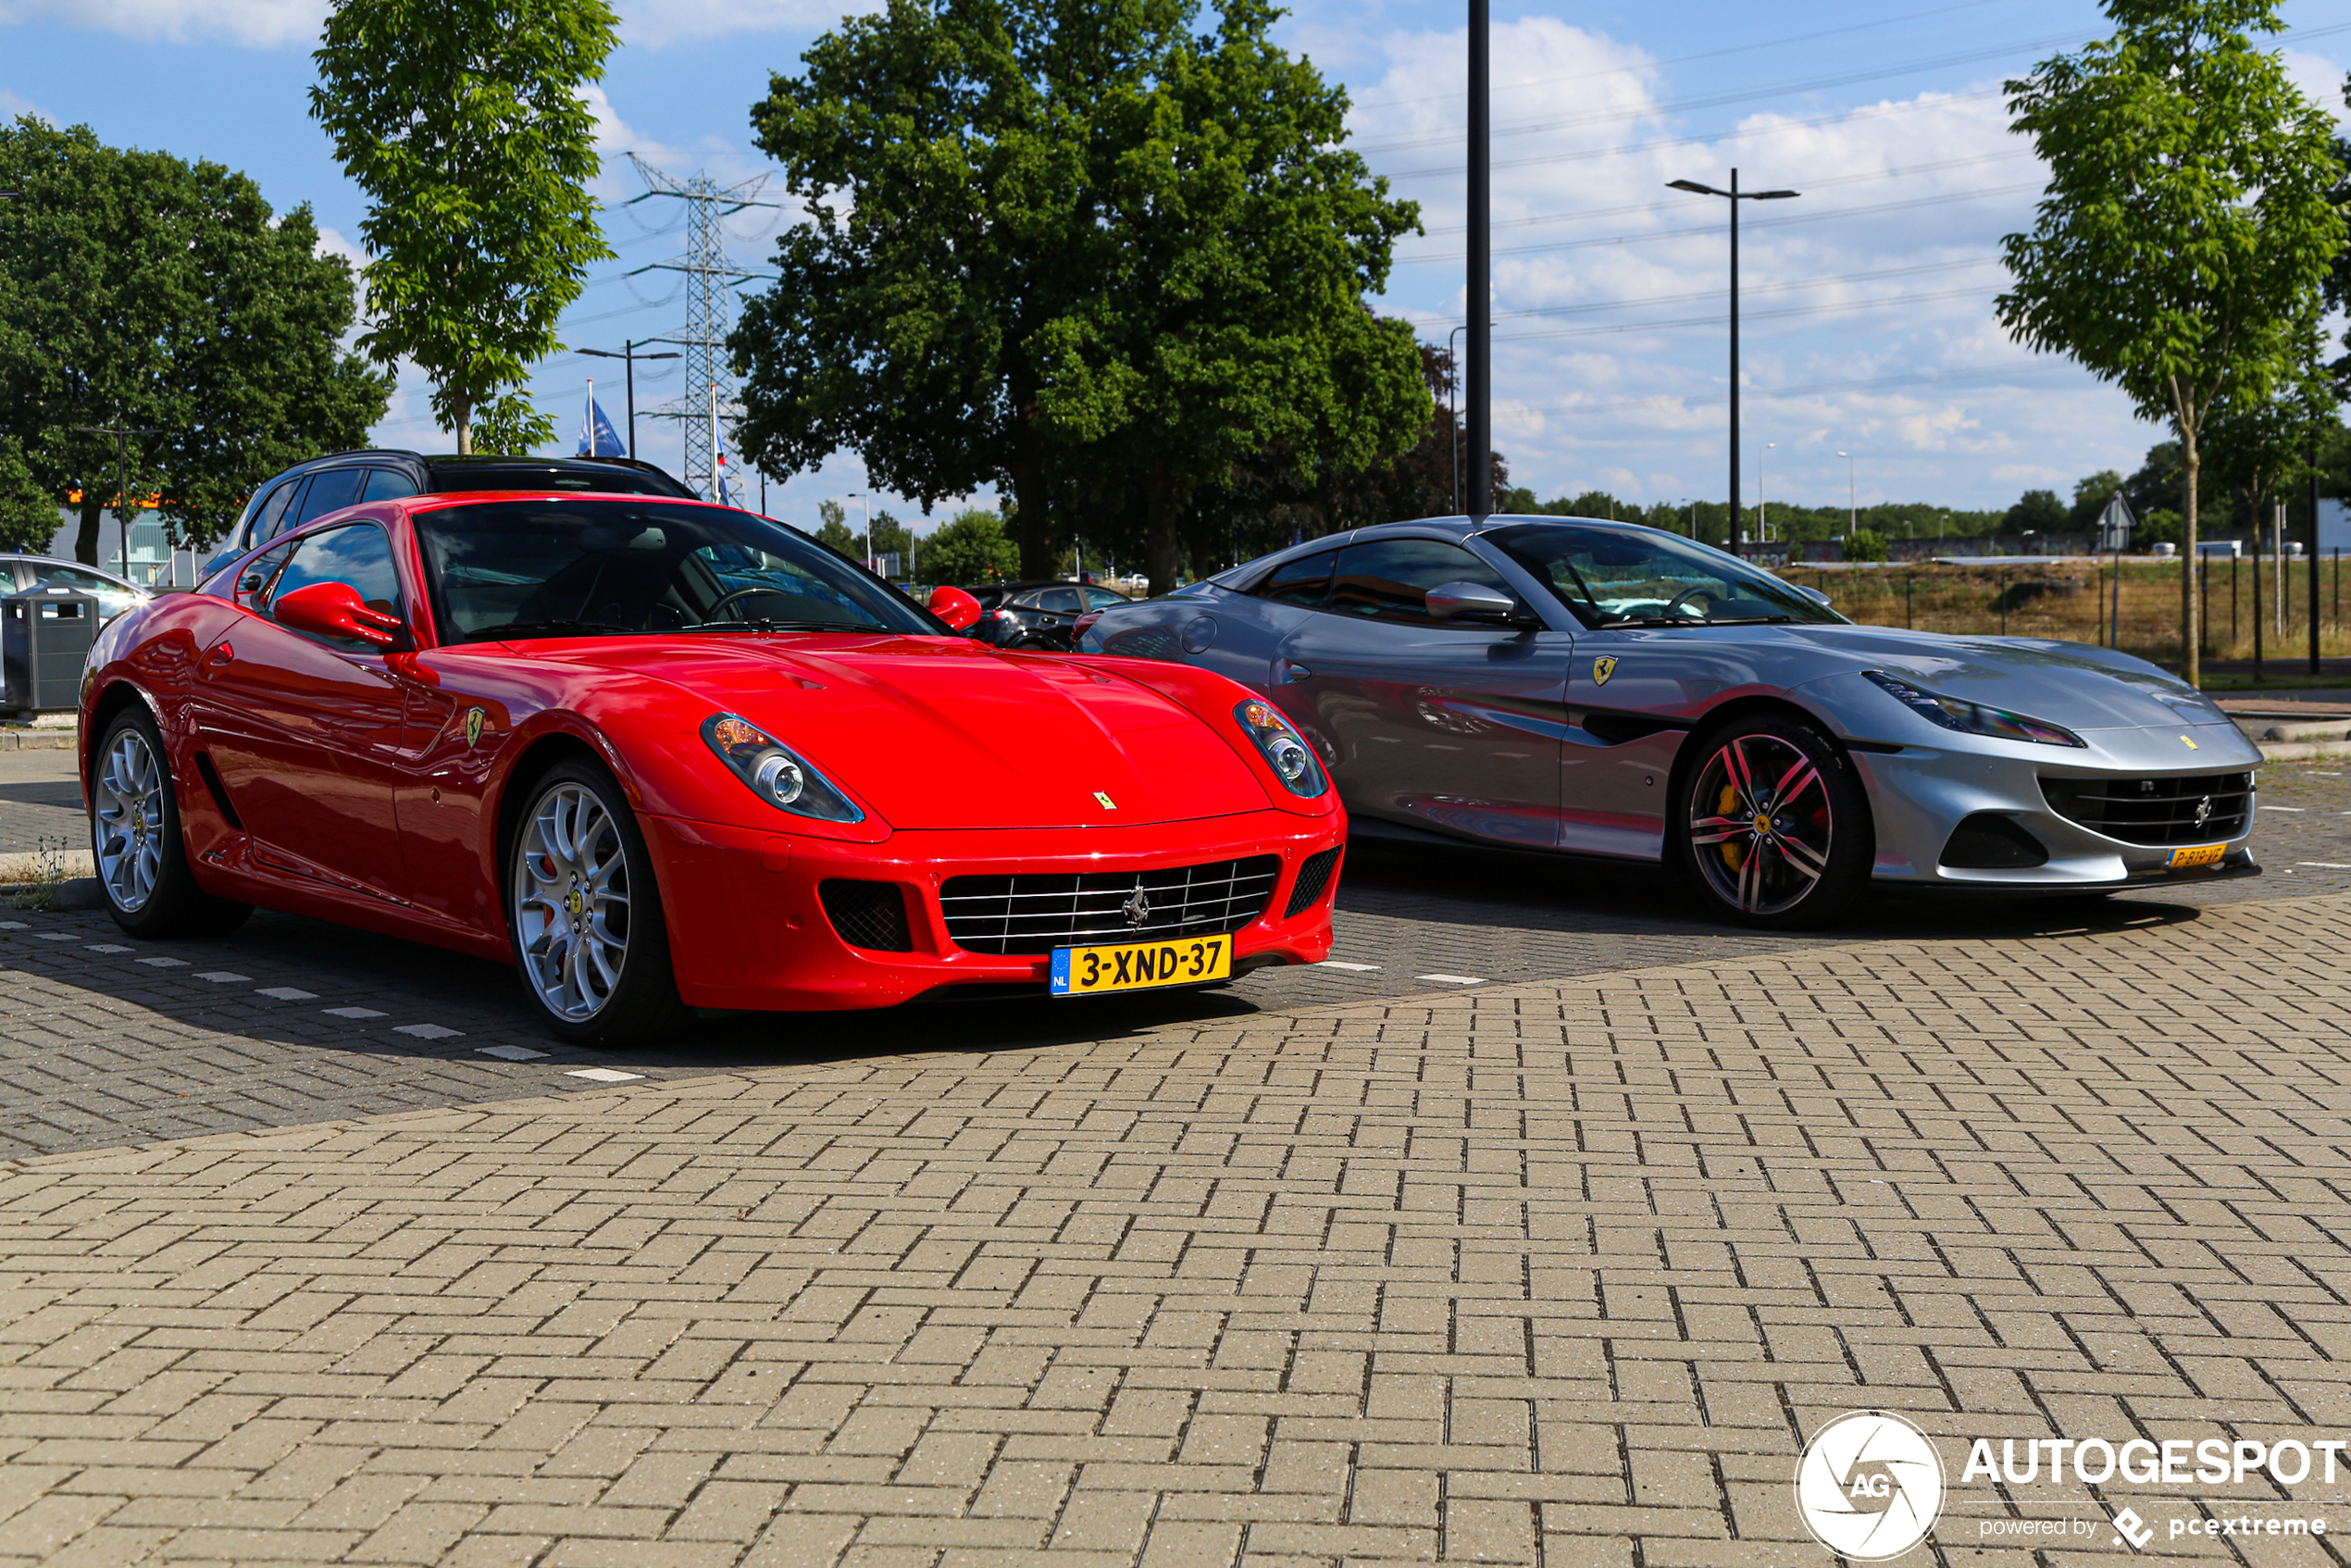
72 492 104 566
1144 465 1182 598
451 392 473 456
2181 427 2200 689
1007 450 1054 580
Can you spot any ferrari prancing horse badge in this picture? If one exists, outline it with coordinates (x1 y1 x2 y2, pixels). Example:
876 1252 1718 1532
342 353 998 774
1591 656 1617 687
465 707 486 747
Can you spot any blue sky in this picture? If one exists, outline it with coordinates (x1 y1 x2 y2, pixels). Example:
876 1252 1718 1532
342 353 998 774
2 0 2345 544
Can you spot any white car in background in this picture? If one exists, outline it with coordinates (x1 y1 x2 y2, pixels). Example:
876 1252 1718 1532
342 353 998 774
0 556 152 621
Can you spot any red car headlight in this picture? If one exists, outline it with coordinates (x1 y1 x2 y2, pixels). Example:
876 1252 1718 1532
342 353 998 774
1235 700 1328 798
701 714 865 822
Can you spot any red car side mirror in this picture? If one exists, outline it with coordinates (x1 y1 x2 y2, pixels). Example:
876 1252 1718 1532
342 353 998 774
929 584 983 632
274 581 404 648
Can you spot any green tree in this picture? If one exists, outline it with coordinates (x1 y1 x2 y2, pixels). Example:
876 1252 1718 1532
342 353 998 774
2068 468 2127 529
0 118 391 557
733 0 1428 591
920 509 1022 584
309 0 616 454
1996 0 2345 685
2003 488 2069 532
1843 528 1889 562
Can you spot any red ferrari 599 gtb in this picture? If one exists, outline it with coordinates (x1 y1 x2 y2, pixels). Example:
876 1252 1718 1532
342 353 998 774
78 492 1343 1044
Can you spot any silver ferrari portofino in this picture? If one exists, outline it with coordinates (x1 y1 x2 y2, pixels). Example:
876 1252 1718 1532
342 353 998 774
1077 516 2260 927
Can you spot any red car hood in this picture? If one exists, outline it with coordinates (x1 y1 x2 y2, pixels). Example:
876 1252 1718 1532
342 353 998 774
550 633 1272 829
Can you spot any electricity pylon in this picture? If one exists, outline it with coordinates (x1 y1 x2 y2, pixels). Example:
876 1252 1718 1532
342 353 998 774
622 154 777 499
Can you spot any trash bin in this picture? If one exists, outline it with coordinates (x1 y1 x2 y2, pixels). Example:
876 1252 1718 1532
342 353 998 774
2 588 100 713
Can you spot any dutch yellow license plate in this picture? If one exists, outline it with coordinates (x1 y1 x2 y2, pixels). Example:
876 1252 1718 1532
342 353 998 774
2169 843 2226 869
1051 935 1230 996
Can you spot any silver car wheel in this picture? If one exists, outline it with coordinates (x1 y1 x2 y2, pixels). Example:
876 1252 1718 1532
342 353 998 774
1687 733 1834 916
512 780 634 1022
93 727 167 914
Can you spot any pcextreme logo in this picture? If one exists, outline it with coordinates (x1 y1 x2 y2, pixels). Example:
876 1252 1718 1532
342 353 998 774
1794 1411 1947 1561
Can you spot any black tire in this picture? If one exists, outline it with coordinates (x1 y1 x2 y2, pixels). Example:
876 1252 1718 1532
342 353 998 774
1673 712 1872 929
504 757 689 1048
90 706 253 939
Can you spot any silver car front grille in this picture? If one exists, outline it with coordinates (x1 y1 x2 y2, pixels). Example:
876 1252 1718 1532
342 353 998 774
2040 770 2255 846
940 856 1282 954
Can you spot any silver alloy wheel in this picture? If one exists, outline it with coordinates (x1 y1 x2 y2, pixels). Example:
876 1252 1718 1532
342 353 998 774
1687 732 1834 916
513 781 633 1021
93 726 167 913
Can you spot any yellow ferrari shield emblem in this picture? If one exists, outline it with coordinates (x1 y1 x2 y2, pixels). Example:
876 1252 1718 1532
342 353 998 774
1592 656 1617 687
2181 734 2198 751
1094 791 1117 810
465 707 486 747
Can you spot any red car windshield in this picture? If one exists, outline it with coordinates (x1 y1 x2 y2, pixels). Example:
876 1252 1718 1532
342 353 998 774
412 498 941 643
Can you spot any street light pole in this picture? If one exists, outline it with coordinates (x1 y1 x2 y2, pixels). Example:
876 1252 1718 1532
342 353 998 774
1837 450 1856 535
578 341 682 460
1448 323 1466 515
1760 442 1776 545
1466 0 1491 521
1666 170 1799 558
72 423 163 580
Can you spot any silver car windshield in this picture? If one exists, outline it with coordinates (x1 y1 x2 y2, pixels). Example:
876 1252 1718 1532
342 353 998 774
1485 522 1840 628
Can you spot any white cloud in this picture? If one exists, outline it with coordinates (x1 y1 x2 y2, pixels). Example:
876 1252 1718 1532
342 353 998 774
0 0 321 46
2282 47 2346 125
1350 13 2153 514
616 0 877 49
0 87 55 123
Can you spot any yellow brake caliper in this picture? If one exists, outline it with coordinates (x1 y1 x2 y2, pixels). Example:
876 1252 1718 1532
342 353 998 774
1717 784 1744 872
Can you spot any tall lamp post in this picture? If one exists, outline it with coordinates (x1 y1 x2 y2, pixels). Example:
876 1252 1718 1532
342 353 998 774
1837 450 1856 536
1666 170 1799 557
578 341 682 460
72 423 163 580
1759 442 1776 546
1466 0 1491 520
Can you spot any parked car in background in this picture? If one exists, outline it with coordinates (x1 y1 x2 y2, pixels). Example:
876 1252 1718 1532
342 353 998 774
200 450 697 577
964 580 1133 649
0 555 152 621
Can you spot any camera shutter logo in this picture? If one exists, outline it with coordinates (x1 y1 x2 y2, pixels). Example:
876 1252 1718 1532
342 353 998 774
1793 1411 1946 1561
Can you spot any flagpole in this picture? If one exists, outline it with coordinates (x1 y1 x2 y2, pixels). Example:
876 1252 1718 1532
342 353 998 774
585 380 593 455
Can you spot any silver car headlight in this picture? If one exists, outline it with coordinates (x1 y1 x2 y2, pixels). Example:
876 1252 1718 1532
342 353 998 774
1862 671 2085 748
701 714 865 821
1235 700 1328 797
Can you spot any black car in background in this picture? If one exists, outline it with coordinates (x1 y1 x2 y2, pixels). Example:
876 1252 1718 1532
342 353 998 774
201 450 697 576
964 579 1134 648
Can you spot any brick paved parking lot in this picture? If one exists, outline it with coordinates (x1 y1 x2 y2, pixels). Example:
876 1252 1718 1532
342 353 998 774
6 750 2351 1565
5 892 2351 1566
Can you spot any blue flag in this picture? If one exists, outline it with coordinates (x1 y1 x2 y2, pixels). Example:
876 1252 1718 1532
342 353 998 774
578 383 624 457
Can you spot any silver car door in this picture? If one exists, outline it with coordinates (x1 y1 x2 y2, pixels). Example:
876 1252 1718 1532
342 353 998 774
1273 538 1570 849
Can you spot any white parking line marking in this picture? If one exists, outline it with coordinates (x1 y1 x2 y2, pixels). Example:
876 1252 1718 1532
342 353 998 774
0 920 24 929
2260 805 2307 812
198 971 250 983
1418 973 1485 985
397 1024 465 1040
324 1006 387 1019
2298 862 2351 870
566 1067 642 1082
137 956 190 967
1322 961 1381 971
89 944 131 953
473 1042 544 1060
37 932 75 941
256 986 317 1001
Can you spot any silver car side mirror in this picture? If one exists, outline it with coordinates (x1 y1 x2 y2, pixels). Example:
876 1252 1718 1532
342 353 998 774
1425 581 1519 622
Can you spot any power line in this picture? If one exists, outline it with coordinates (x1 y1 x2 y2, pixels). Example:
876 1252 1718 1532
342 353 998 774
1521 362 2090 419
1366 19 2350 182
1486 255 2001 320
1350 0 2025 111
1377 88 2009 182
1497 282 1996 342
1415 150 2033 237
1395 180 2044 263
1352 28 2096 156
